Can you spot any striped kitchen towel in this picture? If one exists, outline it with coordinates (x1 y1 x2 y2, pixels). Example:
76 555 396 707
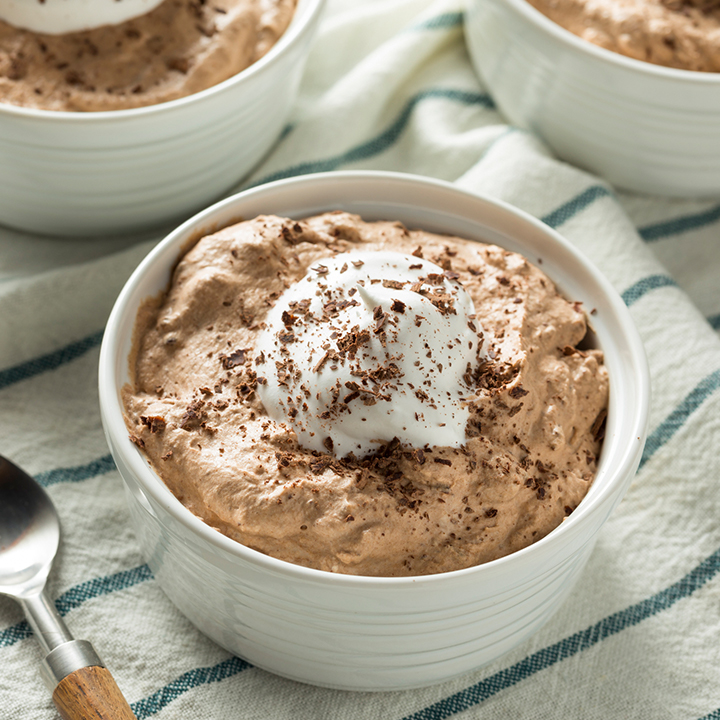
1 0 719 718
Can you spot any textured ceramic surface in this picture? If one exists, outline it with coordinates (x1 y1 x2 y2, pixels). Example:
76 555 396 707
464 0 720 198
98 171 650 690
0 0 325 237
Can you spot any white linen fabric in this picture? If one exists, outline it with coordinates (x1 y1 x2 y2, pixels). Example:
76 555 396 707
1 1 719 718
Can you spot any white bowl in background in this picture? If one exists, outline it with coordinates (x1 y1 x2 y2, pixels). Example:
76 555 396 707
464 0 720 198
0 0 325 237
98 171 650 691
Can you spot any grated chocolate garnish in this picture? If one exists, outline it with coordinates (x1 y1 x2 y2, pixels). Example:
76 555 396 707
140 415 166 433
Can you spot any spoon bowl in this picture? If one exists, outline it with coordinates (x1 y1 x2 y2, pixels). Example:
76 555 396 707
0 458 59 595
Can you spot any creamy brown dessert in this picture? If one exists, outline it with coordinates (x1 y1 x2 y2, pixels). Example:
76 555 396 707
122 213 609 577
0 0 296 111
527 0 720 71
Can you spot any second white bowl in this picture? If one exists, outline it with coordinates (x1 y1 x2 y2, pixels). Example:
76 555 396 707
464 0 720 198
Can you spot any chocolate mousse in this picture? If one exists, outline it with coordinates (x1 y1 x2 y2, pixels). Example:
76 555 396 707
122 213 609 577
527 0 720 72
0 0 297 111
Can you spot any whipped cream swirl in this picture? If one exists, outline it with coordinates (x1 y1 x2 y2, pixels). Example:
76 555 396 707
256 251 485 458
0 0 165 34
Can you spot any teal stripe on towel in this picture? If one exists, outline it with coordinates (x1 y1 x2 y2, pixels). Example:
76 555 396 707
0 564 153 649
640 368 720 469
639 203 720 242
0 329 103 391
698 707 720 720
249 88 496 187
35 454 116 488
132 657 253 720
540 186 612 229
622 275 678 306
411 11 464 31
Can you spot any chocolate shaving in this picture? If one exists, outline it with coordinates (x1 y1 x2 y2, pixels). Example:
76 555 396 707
310 457 331 474
180 400 205 430
425 273 445 285
509 386 529 399
140 415 166 433
314 349 338 373
373 306 387 333
337 328 371 357
275 451 292 468
220 349 248 369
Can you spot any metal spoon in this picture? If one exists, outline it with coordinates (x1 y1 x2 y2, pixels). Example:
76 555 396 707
0 455 136 720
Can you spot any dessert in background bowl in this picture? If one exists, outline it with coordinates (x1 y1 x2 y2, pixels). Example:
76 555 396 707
464 0 720 197
524 0 720 73
99 171 650 690
0 0 325 235
0 0 298 111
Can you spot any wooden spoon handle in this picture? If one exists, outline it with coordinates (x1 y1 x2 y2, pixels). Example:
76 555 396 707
52 665 137 720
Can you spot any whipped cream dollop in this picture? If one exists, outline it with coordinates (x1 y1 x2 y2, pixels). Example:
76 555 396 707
0 0 165 34
256 251 486 458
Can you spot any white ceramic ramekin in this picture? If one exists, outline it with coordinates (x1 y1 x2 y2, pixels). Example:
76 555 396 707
0 0 325 237
98 171 650 691
464 0 720 198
